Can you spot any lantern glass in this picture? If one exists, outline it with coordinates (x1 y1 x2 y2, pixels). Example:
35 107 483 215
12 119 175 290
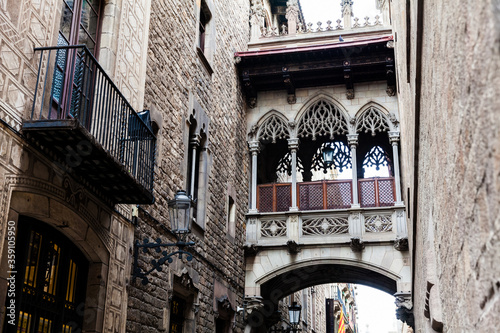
322 144 335 166
288 302 301 326
168 190 192 235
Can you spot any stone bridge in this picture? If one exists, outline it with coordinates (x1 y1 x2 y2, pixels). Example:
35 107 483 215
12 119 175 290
243 205 412 331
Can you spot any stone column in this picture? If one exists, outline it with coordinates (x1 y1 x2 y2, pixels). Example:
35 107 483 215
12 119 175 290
288 138 299 211
189 135 201 196
286 0 299 35
389 132 403 205
341 0 353 29
249 141 260 213
348 134 359 208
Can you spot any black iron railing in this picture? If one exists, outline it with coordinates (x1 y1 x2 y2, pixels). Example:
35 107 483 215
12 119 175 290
30 45 155 192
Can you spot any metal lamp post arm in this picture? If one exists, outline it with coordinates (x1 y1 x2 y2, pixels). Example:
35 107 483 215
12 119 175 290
132 238 195 285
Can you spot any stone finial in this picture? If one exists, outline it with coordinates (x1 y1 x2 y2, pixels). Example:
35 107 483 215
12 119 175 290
341 0 354 18
341 0 353 29
286 0 299 35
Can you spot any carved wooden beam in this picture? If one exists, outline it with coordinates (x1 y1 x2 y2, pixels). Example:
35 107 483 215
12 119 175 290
242 70 257 108
343 60 354 99
386 56 396 96
282 66 296 104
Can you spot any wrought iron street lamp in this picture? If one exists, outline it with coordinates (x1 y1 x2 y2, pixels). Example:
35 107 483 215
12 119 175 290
288 302 302 332
322 144 335 167
132 190 195 285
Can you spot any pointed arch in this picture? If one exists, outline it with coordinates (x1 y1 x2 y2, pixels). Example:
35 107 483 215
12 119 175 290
355 102 395 135
295 94 350 140
253 110 290 143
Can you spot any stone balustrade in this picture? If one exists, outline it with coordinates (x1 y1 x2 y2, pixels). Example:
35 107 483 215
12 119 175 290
245 205 407 247
259 16 384 39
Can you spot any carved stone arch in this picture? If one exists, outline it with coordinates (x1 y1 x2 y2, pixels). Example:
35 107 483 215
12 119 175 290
187 95 210 148
5 175 112 262
295 94 350 140
355 102 396 135
253 110 291 143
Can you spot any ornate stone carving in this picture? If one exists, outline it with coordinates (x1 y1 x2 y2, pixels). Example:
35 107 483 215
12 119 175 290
386 40 395 49
258 114 290 143
394 237 409 251
216 295 234 312
386 86 396 96
297 99 348 140
286 239 300 253
356 107 390 136
395 293 414 329
346 88 355 100
350 237 365 251
247 97 257 109
302 217 349 235
341 0 353 18
243 243 260 256
287 94 296 104
365 214 392 232
261 220 287 237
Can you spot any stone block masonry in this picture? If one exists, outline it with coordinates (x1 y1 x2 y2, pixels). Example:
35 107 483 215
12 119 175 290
127 0 251 332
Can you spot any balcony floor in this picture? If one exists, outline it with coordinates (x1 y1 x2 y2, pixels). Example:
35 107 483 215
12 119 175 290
23 119 154 204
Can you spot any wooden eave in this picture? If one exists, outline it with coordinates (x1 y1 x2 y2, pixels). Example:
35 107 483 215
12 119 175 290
235 35 395 104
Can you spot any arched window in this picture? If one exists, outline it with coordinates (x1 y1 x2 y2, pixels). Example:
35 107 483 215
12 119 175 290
4 218 89 333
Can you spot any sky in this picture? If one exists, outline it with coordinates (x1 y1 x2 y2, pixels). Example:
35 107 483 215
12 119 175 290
300 0 381 26
297 2 398 333
355 285 399 333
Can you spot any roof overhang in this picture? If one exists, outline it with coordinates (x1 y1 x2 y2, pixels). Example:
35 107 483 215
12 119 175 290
235 35 396 108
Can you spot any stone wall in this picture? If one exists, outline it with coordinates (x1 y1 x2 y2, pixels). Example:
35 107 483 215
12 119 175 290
0 0 155 331
126 0 250 331
392 0 500 331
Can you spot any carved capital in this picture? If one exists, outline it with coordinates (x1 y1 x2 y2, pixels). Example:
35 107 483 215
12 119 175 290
350 237 365 252
394 237 409 251
287 138 299 150
389 131 400 144
287 94 296 104
347 134 358 147
248 141 260 154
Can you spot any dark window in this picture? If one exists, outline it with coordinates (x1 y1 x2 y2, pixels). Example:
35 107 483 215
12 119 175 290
4 218 88 333
169 296 186 333
197 0 211 55
59 0 102 55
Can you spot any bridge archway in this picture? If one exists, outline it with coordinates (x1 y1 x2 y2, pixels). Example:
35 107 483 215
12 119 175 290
244 246 411 331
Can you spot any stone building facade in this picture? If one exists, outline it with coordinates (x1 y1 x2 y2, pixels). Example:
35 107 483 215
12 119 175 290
390 0 500 332
126 0 250 332
0 0 250 332
0 0 154 331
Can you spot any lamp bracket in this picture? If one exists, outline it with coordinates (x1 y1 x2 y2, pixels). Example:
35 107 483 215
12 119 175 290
132 238 195 285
